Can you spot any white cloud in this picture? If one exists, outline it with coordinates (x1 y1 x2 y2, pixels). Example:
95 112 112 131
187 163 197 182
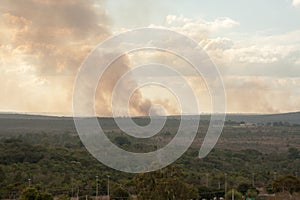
118 14 300 113
166 15 239 30
196 29 300 70
292 0 300 6
201 37 234 51
232 32 300 65
148 15 300 77
159 15 300 66
164 15 239 41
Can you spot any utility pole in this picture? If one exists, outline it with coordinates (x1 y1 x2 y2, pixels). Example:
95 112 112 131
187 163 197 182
252 173 255 187
96 175 98 200
107 175 110 200
28 178 31 187
225 173 227 197
77 186 79 200
231 189 234 200
71 178 74 198
206 173 209 187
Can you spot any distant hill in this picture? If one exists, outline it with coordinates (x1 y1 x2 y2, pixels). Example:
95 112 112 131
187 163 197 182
176 112 300 124
0 113 75 135
0 113 72 120
0 112 299 135
225 112 300 124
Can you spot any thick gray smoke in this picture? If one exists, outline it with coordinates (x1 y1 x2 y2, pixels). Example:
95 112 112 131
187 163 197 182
0 0 169 116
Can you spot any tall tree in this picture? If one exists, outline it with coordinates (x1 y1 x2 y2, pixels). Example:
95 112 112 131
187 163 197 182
135 166 198 200
273 175 300 195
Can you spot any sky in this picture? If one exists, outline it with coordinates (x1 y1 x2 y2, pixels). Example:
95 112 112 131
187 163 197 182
0 0 300 115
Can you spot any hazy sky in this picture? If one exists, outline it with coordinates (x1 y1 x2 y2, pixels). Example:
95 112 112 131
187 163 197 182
0 0 300 115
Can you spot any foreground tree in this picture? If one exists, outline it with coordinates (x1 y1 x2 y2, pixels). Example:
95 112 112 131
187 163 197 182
237 183 252 195
56 194 69 200
20 187 39 200
111 186 130 200
288 147 300 159
225 189 243 200
246 189 258 199
135 166 198 200
20 187 53 200
272 175 300 195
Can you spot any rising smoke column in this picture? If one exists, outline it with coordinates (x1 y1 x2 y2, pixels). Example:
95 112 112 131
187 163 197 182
0 0 164 116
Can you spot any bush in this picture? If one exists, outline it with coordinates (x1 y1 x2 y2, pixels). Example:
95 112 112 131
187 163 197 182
20 187 53 200
225 189 243 200
111 186 130 200
114 136 131 146
20 187 39 200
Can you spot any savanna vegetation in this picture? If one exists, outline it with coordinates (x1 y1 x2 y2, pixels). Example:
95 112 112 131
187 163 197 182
0 116 300 199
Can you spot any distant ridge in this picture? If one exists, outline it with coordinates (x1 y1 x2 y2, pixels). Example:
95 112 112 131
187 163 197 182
0 112 299 136
0 113 72 120
225 111 300 124
0 111 299 123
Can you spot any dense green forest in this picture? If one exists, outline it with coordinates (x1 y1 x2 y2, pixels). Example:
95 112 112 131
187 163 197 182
0 126 299 199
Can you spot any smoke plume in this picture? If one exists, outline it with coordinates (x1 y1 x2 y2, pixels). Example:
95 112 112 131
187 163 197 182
0 0 169 116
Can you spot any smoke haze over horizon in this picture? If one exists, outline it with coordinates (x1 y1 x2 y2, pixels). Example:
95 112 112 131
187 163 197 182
1 0 300 116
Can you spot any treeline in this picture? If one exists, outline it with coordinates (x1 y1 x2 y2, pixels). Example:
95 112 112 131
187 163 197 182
0 133 299 199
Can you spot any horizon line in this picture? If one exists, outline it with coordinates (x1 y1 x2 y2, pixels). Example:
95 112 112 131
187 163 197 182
0 111 299 118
